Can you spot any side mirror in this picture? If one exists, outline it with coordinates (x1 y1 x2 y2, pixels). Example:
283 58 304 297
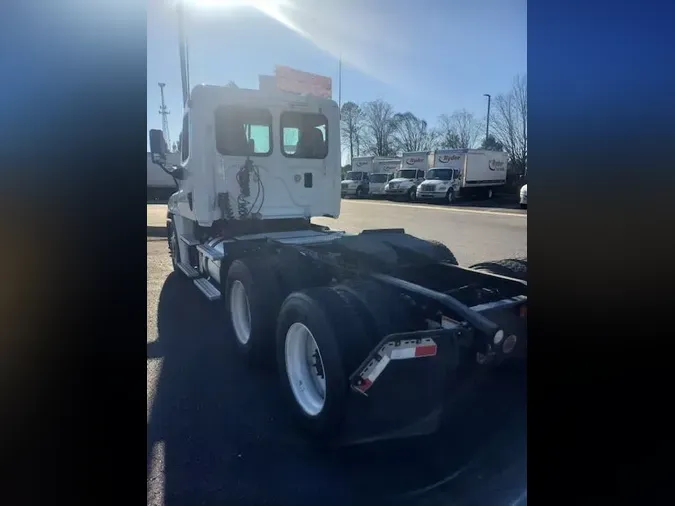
149 129 167 162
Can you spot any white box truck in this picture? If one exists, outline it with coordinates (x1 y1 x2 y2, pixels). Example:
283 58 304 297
417 149 508 203
368 158 401 197
341 156 373 198
384 151 430 201
341 156 399 198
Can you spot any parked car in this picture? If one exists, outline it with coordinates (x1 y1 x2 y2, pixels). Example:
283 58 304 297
519 184 527 209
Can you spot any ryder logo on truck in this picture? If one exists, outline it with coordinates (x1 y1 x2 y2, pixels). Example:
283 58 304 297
488 160 505 171
406 157 425 165
438 154 461 163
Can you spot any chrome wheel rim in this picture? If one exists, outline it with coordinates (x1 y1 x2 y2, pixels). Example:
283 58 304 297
230 280 251 345
284 322 326 416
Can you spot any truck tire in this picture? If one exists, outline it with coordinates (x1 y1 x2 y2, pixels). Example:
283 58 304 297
469 258 527 281
428 240 459 265
332 279 417 343
225 256 284 364
445 189 455 205
274 247 330 294
407 187 416 202
167 218 179 272
276 287 370 438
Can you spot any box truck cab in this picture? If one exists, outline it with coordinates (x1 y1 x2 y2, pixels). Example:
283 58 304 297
384 151 430 201
368 159 400 197
341 170 370 198
417 167 463 204
341 156 374 198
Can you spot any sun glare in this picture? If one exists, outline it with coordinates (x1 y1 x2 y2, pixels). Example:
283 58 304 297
182 0 303 37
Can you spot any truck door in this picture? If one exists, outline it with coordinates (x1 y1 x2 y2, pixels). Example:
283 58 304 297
362 172 370 193
452 168 461 193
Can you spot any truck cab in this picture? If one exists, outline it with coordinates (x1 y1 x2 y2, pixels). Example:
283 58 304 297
367 172 394 196
384 168 426 201
417 167 463 204
341 170 370 198
161 85 340 242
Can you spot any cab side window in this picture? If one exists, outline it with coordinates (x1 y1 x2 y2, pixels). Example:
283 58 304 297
181 113 190 162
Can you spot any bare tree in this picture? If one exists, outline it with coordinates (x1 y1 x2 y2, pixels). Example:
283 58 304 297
491 74 527 175
340 102 364 163
481 135 504 151
361 99 398 156
437 110 483 149
391 112 438 152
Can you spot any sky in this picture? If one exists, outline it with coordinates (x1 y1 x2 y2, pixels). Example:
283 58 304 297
147 0 526 155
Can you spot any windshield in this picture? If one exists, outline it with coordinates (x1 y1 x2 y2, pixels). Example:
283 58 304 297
395 169 417 179
370 173 390 183
345 171 365 180
427 169 453 180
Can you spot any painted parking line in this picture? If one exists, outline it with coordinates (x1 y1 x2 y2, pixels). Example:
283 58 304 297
344 199 527 218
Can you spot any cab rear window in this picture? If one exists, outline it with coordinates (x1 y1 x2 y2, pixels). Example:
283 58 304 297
215 105 272 156
281 112 328 159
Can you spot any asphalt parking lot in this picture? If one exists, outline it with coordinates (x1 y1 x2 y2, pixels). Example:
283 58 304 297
147 200 527 506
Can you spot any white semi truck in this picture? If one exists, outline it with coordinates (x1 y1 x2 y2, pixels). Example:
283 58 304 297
149 1 527 445
417 149 508 203
383 151 430 201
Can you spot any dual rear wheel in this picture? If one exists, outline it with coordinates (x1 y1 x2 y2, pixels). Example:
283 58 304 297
223 255 411 438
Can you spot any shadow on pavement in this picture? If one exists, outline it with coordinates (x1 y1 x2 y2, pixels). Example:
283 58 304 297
147 272 527 506
365 195 524 213
147 226 167 238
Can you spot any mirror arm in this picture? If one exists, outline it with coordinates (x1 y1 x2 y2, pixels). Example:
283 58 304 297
164 164 185 181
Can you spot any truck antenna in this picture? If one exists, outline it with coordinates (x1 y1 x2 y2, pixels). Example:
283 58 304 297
177 0 191 109
158 82 171 149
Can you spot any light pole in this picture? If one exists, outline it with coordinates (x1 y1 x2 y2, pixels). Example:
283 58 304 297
483 93 491 142
338 54 342 110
